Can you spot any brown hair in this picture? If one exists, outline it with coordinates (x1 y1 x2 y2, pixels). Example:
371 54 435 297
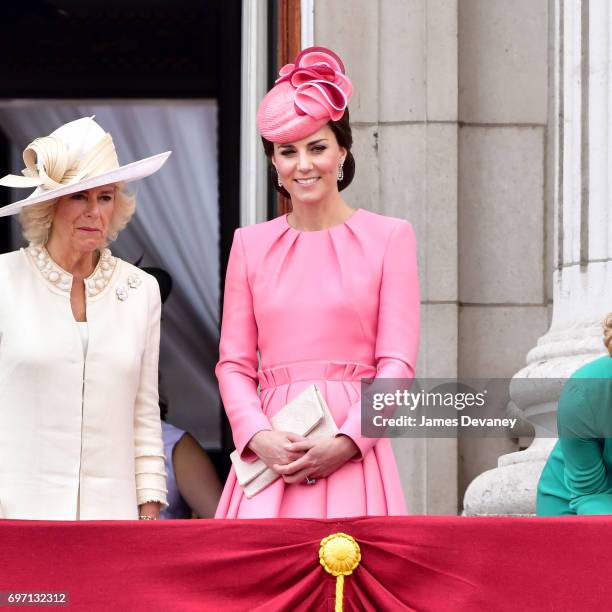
261 108 356 199
604 313 612 356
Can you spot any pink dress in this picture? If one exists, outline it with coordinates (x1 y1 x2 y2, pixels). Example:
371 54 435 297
215 208 420 518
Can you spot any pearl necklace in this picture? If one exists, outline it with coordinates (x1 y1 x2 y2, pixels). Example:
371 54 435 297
27 244 117 297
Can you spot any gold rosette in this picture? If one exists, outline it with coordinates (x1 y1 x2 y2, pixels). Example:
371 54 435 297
319 532 361 612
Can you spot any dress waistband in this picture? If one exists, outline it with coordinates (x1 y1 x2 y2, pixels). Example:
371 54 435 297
258 361 376 390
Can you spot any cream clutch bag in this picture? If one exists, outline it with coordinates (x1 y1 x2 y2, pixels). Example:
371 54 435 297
230 384 338 498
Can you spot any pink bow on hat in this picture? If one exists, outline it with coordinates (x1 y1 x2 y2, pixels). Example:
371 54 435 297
275 48 353 121
257 46 353 144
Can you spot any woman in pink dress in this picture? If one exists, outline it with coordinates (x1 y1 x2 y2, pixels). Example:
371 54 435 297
215 47 419 519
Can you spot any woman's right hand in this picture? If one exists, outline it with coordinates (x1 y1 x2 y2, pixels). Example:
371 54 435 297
248 430 307 472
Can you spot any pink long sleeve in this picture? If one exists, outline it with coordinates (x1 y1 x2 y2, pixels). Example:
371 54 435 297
215 229 272 459
337 221 420 458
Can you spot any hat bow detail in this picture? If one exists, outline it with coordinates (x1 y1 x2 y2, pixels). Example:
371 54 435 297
0 132 119 192
274 47 353 124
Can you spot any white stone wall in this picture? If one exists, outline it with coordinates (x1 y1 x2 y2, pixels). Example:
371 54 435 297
457 0 550 500
314 0 550 513
464 0 612 516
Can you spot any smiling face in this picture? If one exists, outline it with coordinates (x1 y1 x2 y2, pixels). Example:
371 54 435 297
49 185 116 253
271 124 346 205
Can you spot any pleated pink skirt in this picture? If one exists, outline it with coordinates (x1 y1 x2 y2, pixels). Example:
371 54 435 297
215 361 408 519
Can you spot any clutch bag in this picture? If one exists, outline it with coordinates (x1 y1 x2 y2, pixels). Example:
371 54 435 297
230 384 338 498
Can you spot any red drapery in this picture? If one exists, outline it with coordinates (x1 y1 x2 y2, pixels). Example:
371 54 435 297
0 516 608 611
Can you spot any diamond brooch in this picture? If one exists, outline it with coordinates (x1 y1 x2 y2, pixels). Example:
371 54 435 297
117 273 142 301
127 274 142 289
116 286 128 301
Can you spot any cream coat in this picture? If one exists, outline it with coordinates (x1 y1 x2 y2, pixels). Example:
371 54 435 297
0 246 167 519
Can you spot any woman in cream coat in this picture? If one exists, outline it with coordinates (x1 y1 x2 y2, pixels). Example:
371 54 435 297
0 117 171 520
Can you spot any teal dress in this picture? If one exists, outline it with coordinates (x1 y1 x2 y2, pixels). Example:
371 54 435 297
537 355 612 515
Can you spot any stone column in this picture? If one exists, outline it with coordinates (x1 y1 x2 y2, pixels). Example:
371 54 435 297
464 0 612 516
315 0 459 514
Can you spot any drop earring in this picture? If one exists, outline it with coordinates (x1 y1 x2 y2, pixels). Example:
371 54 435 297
337 161 344 182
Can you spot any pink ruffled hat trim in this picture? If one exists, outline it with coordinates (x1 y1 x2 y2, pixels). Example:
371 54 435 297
256 46 353 144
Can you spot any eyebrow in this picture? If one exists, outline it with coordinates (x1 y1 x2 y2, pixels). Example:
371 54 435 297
72 189 114 196
279 138 329 148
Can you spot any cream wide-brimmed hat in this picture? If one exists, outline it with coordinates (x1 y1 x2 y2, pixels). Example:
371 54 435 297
0 116 171 218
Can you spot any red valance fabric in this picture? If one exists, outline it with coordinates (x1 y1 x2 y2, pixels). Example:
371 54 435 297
1 516 609 611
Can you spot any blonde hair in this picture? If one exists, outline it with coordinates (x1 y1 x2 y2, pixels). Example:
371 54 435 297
19 182 136 247
604 314 612 357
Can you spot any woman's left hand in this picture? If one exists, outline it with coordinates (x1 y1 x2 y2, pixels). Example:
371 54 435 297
273 435 359 483
138 501 161 520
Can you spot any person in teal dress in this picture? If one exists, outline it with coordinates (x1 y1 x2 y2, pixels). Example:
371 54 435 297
537 328 612 515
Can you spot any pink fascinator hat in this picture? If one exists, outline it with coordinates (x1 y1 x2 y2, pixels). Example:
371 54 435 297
257 46 353 144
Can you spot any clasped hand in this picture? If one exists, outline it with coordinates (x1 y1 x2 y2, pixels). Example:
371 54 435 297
248 430 306 469
248 430 359 484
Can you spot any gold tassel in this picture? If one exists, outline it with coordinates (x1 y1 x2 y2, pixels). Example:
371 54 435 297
319 533 361 612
